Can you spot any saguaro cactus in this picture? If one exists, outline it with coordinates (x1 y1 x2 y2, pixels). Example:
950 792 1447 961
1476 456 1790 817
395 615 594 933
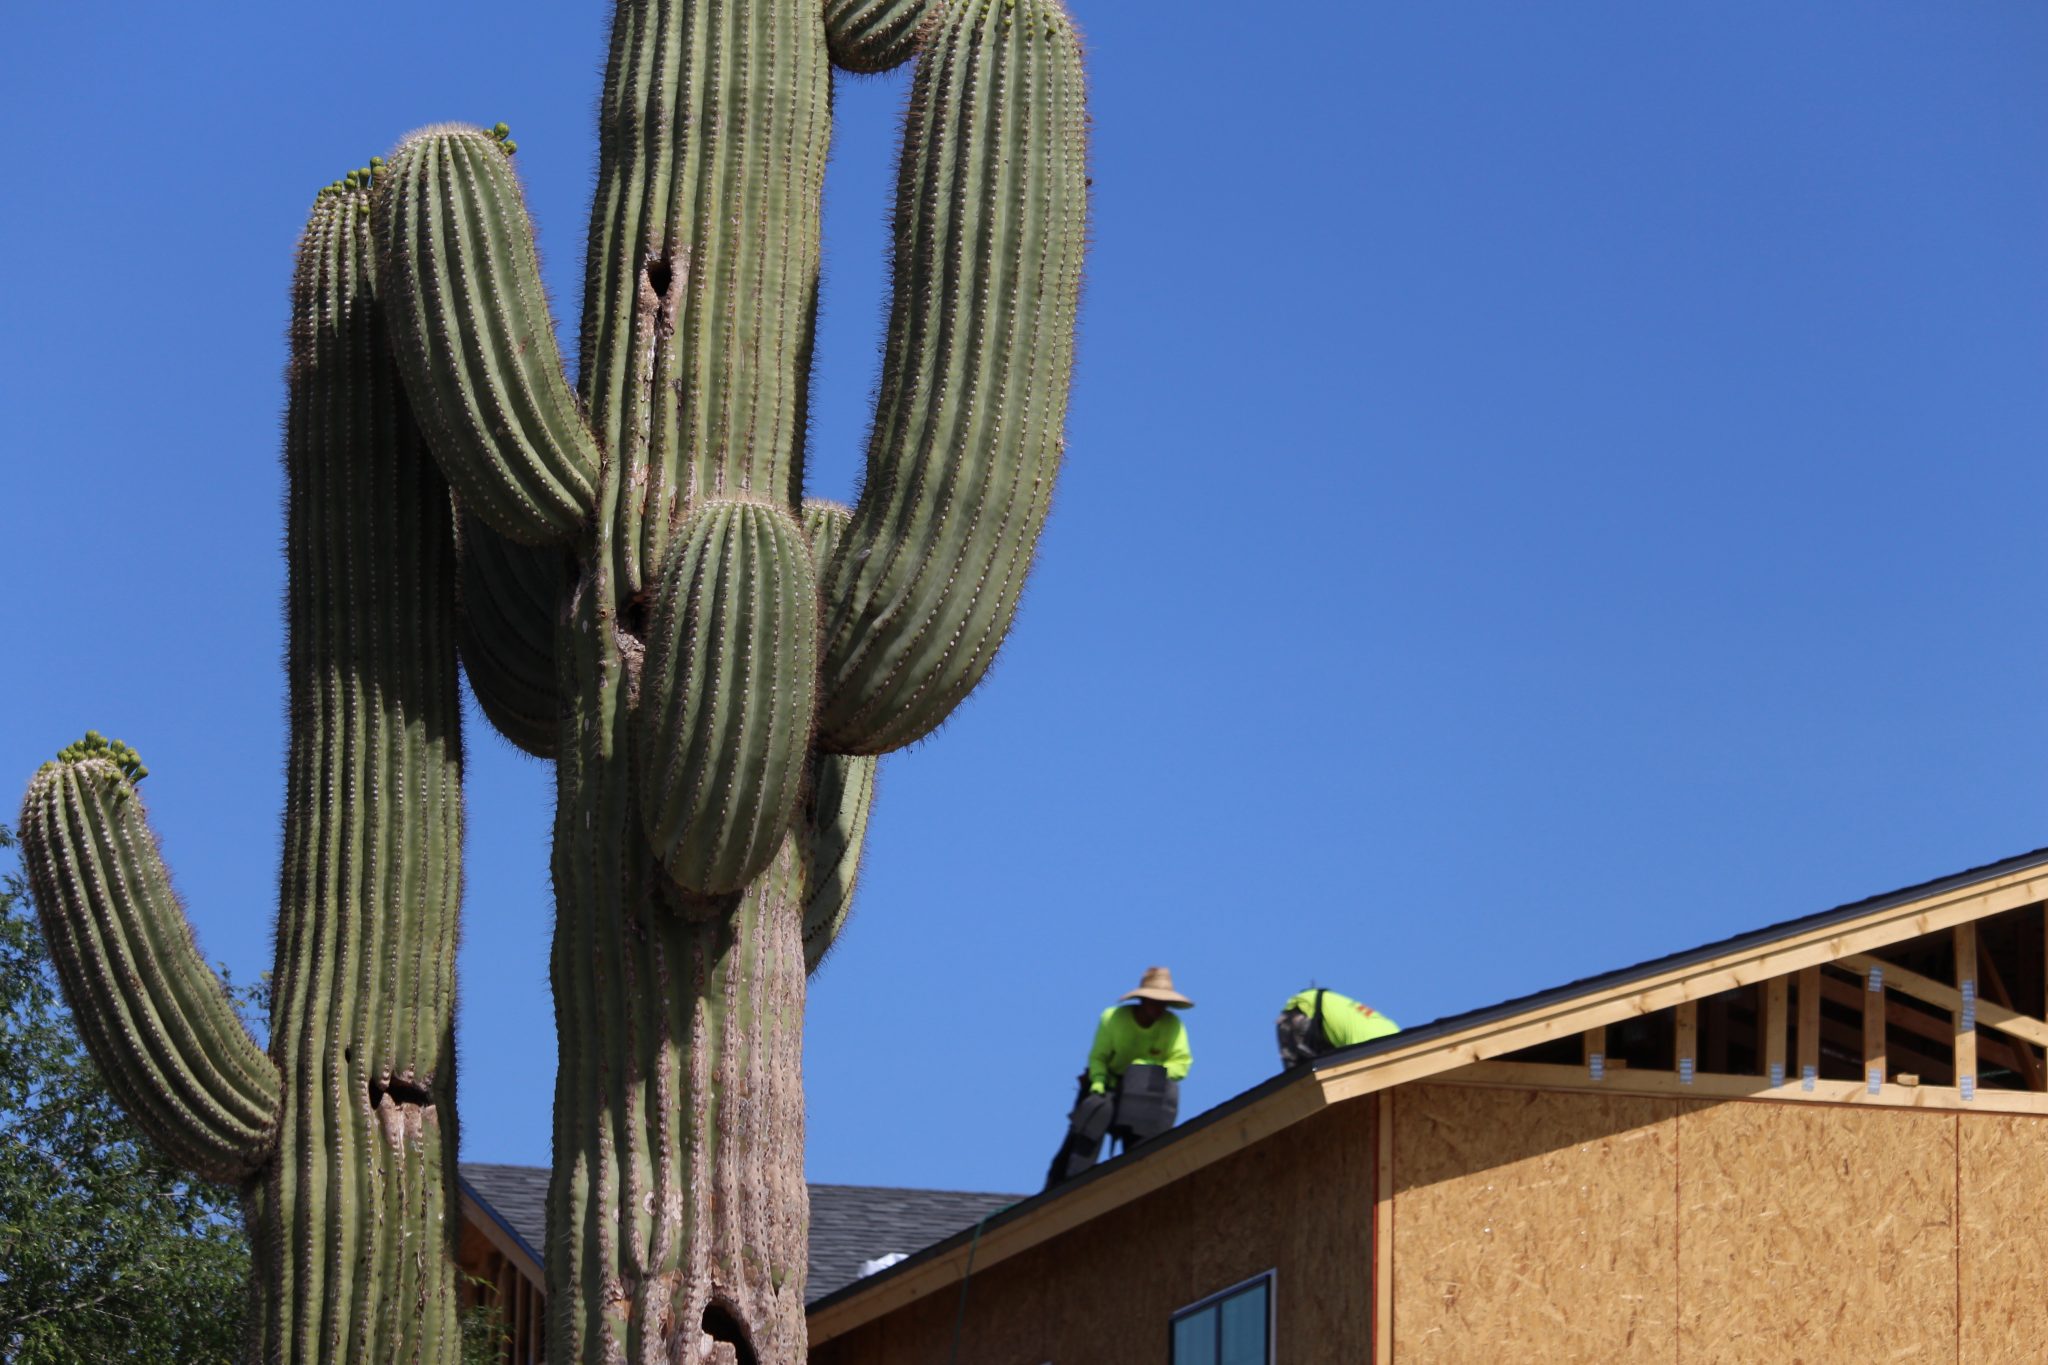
18 182 468 1362
370 0 1086 1358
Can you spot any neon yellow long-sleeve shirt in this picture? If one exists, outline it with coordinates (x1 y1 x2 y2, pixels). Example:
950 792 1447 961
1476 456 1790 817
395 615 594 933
1286 989 1400 1049
1087 1005 1191 1093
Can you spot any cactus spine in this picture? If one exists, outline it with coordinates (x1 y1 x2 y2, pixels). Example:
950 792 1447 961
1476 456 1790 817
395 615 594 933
372 0 1085 1356
19 182 468 1362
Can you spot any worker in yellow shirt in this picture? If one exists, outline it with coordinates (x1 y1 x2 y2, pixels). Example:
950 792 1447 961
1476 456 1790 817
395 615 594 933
1276 987 1399 1069
1045 967 1193 1188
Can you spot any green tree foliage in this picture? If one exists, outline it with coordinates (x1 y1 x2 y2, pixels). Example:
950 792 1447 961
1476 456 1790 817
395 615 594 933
458 1284 510 1365
0 822 249 1362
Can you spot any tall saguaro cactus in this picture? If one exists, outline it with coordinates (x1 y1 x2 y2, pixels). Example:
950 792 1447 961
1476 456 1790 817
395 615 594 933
371 0 1087 1358
19 186 468 1360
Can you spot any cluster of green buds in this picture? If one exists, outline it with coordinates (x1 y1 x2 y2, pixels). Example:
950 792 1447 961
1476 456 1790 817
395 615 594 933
315 156 387 211
50 730 149 794
490 121 517 156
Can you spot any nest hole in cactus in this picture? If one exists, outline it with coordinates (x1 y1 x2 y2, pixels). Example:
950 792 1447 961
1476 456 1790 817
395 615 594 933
644 253 673 300
367 1072 434 1111
622 586 652 641
701 1302 757 1363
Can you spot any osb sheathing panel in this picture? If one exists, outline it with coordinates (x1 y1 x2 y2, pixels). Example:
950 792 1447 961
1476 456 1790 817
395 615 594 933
1676 1100 1955 1361
1043 1104 1372 1364
1187 1098 1373 1361
1391 1084 1678 1363
1960 1113 2048 1361
808 1248 1047 1365
806 1100 1374 1363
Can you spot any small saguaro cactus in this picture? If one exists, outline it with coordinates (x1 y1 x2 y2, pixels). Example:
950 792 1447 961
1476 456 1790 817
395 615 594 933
20 178 469 1362
368 0 1087 1358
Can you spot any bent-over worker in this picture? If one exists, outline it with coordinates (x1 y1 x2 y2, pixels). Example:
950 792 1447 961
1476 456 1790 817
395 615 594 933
1044 966 1193 1188
1276 987 1399 1069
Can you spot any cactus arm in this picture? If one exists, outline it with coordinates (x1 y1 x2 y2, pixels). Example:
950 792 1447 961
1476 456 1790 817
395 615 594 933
801 751 876 973
18 754 281 1184
816 0 1088 754
457 511 569 759
797 499 875 971
375 125 600 546
635 501 820 896
824 0 939 72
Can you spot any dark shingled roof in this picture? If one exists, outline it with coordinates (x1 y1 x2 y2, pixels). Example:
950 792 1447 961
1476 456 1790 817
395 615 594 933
459 1164 1019 1304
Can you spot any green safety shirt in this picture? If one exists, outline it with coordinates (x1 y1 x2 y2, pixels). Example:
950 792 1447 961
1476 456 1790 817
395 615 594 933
1087 1005 1192 1093
1287 989 1400 1049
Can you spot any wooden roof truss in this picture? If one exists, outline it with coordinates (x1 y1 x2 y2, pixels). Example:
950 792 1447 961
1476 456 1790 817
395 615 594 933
1455 898 2048 1115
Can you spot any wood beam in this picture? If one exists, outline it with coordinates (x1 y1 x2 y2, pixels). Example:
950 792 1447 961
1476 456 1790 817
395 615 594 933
1764 976 1789 1086
1811 986 1974 1077
1820 976 2038 1079
1956 921 1978 1100
1676 1000 1698 1083
1974 941 2043 1090
1864 965 1887 1090
1798 966 1821 1089
1583 1024 1607 1078
1444 1059 2048 1115
1840 952 2048 1051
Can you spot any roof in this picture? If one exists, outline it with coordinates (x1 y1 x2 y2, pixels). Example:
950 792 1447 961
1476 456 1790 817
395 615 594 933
1313 841 2048 1068
807 1186 1021 1300
808 842 2048 1341
457 1163 1019 1304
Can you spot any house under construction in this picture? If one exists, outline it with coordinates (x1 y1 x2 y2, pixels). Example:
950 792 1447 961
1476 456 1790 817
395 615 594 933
804 846 2048 1362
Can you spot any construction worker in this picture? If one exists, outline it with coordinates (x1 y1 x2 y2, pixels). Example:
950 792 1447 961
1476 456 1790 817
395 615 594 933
1276 987 1399 1069
1044 967 1193 1188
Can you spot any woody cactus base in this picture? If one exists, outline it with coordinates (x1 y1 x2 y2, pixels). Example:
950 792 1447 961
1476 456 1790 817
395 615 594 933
366 0 1085 1355
22 184 468 1361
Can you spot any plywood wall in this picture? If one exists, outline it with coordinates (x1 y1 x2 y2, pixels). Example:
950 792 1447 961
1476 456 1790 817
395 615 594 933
808 1098 1373 1365
813 1084 2048 1363
1390 1084 1678 1363
1675 1101 1954 1361
1388 1085 2048 1364
1959 1113 2048 1360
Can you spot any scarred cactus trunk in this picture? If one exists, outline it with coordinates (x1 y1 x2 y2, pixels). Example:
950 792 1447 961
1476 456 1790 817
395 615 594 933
19 181 467 1363
369 0 1087 1358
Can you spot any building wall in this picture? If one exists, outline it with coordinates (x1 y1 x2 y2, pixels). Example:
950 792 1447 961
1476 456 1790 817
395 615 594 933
1391 1082 2048 1363
1390 1085 1678 1361
808 1098 1375 1364
814 1081 2048 1363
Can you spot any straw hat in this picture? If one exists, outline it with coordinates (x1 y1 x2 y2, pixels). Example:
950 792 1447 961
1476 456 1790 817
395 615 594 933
1121 965 1193 1009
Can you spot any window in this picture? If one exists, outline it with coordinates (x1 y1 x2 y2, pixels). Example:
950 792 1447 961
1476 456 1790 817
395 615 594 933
1170 1272 1273 1365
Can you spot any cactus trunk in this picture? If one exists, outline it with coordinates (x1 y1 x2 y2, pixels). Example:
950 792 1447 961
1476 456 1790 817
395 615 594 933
366 0 1087 1356
547 605 812 1358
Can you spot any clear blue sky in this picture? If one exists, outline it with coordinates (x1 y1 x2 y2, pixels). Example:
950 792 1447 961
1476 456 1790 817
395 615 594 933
4 5 2044 1196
